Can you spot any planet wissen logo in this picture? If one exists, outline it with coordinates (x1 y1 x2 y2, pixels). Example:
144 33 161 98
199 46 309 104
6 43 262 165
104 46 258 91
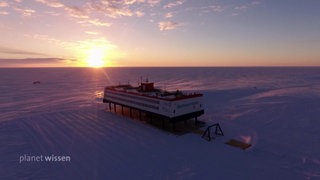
19 154 71 163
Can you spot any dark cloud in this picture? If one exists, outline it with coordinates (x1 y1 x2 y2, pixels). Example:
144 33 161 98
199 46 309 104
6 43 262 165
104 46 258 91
0 58 68 67
0 46 47 56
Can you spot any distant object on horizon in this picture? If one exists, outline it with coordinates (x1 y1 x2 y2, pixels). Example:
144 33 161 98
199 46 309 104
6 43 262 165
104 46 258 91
33 81 41 84
103 81 204 127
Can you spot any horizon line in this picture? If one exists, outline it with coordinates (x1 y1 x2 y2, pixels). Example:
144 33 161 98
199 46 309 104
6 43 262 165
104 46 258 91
1 65 320 68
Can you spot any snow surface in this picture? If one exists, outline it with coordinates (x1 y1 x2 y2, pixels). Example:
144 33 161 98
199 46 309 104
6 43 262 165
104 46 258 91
1 67 320 179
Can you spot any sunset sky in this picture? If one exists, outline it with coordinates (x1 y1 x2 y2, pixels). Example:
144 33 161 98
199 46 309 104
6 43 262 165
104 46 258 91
0 0 319 67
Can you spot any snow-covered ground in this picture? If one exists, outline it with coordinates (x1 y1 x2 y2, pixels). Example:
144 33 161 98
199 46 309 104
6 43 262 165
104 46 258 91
1 67 320 179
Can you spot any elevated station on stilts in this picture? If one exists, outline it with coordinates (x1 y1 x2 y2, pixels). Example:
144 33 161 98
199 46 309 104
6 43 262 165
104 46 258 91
103 80 204 131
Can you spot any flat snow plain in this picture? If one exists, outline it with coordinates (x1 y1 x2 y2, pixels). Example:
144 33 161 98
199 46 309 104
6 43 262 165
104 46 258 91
0 67 319 179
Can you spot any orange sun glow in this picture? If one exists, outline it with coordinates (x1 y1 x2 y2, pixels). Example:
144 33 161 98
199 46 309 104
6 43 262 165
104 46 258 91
86 47 106 68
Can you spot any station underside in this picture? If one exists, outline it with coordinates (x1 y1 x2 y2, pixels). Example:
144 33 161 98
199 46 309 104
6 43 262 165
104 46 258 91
103 99 205 132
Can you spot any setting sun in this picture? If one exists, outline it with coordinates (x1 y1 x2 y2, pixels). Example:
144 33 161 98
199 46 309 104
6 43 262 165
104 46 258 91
86 47 105 67
73 39 117 68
